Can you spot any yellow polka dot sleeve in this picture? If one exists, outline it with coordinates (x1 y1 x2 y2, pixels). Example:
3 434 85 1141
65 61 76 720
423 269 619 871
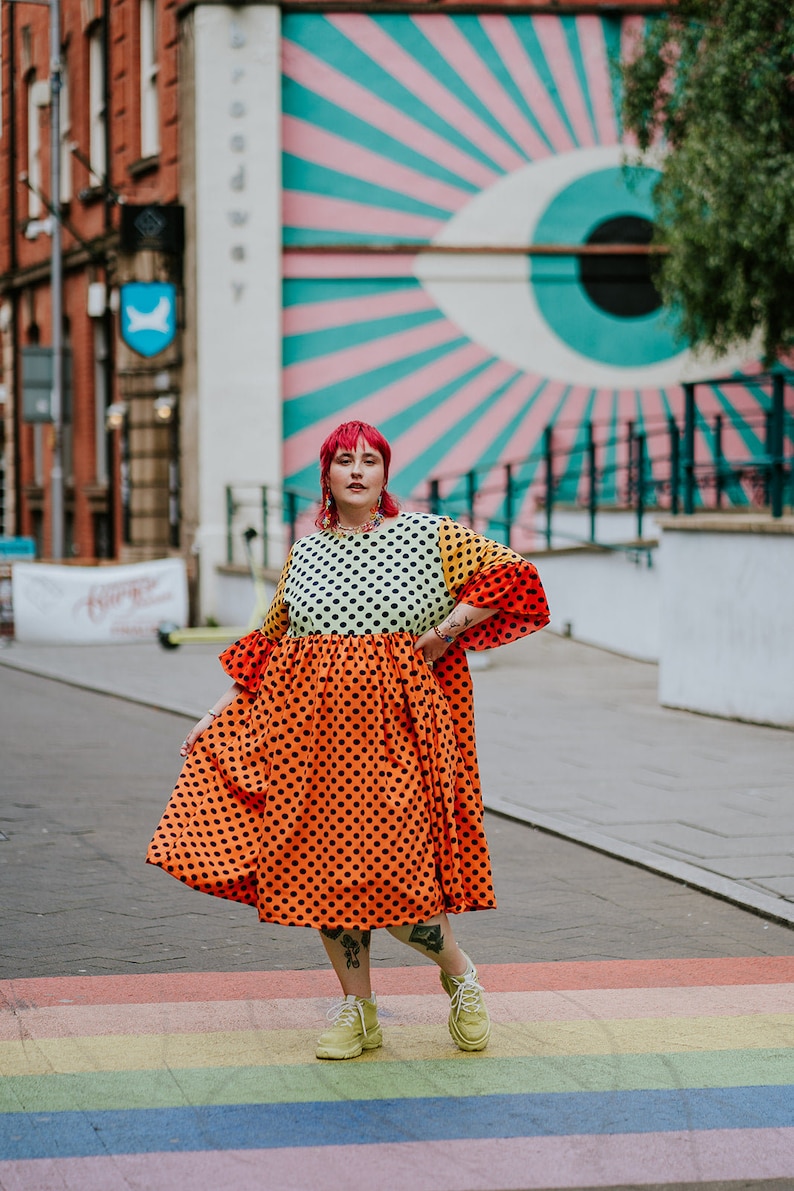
438 519 549 650
218 549 293 691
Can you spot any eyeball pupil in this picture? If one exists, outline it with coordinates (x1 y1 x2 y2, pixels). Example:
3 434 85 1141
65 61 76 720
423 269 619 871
580 216 662 319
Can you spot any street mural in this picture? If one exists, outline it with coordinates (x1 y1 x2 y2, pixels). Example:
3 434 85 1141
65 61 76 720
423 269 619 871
281 13 773 541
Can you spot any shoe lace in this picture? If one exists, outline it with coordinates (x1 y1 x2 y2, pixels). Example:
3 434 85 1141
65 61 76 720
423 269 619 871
449 973 485 1020
326 997 368 1036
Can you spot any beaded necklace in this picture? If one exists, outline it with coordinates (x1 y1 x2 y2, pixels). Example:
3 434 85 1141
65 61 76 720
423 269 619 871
333 507 386 536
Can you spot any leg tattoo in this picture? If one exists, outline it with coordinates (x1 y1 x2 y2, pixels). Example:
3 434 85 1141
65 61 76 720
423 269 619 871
320 926 344 941
341 933 362 969
409 924 445 954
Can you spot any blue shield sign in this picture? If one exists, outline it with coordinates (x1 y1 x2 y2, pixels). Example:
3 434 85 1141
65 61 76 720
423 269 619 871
120 282 177 358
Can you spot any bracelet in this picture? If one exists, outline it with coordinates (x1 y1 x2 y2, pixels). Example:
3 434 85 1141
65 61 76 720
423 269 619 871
433 625 455 644
207 708 219 718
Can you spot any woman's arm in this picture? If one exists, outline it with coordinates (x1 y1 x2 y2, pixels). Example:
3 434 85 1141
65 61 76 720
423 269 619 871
414 602 497 665
179 682 245 757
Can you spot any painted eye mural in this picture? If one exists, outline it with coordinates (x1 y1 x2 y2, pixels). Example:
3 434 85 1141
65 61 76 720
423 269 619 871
281 12 769 541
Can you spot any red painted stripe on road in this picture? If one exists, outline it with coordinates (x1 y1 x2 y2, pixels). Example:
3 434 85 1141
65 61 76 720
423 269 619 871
3 957 794 1010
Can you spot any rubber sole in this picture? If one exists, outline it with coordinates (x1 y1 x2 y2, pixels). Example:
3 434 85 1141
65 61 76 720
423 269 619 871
315 1027 383 1060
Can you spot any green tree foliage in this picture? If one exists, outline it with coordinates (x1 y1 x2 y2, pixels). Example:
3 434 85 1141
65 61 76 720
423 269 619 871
620 0 794 362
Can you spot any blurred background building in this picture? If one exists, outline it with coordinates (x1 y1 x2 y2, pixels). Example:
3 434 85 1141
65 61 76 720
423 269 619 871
1 0 789 621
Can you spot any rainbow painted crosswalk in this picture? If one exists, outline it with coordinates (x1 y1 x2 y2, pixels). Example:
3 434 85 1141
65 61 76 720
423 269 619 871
1 958 793 1190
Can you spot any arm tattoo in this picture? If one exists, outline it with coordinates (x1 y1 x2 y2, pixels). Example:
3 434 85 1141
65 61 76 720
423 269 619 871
408 924 445 954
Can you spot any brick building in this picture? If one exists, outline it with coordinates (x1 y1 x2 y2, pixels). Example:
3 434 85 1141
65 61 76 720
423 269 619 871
0 0 181 560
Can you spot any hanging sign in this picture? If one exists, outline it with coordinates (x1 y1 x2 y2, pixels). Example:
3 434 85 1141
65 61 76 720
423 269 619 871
120 281 177 358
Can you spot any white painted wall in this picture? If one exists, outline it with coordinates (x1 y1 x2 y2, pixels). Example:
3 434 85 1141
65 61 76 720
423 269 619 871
658 524 794 728
193 6 282 618
533 546 660 662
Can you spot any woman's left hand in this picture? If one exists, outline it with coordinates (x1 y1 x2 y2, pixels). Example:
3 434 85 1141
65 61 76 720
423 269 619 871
413 628 451 666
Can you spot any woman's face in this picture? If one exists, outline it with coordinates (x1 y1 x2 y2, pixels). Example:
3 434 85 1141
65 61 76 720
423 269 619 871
327 438 386 521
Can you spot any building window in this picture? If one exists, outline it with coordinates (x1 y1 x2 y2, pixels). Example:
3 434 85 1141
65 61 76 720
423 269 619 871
26 76 42 217
88 26 106 186
60 61 72 203
140 0 159 158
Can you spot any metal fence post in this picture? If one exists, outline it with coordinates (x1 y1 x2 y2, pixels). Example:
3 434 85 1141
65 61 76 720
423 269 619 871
683 383 696 514
285 489 298 545
770 373 785 518
587 421 597 543
504 463 513 549
543 426 553 548
669 415 680 514
636 431 646 540
225 485 235 564
466 470 476 529
626 419 635 508
714 414 724 508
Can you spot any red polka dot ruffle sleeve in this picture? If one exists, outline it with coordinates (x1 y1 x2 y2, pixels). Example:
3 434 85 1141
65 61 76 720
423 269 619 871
439 519 549 651
218 548 292 693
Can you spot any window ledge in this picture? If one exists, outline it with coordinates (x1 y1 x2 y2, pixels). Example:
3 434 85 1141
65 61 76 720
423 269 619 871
128 154 160 179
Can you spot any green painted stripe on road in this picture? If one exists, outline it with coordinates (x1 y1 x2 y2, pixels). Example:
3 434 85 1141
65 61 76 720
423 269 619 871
1 1050 791 1114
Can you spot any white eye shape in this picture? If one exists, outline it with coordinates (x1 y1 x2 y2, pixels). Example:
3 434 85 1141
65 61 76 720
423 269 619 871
414 144 752 388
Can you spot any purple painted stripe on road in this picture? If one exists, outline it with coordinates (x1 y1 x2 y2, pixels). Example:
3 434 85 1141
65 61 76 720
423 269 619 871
1 1128 793 1191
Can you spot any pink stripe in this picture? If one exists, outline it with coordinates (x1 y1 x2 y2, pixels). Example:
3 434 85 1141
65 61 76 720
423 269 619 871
326 15 524 175
533 17 597 147
513 384 593 529
282 41 497 191
4 1129 793 1191
284 288 434 337
392 361 518 494
5 983 791 1043
429 374 540 504
475 379 567 525
5 958 794 1012
575 15 619 145
283 319 459 401
283 191 443 241
285 342 491 476
283 115 472 215
416 18 550 161
478 17 575 154
283 253 418 280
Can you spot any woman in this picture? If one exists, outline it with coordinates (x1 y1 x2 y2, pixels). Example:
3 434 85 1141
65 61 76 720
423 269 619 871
147 421 549 1060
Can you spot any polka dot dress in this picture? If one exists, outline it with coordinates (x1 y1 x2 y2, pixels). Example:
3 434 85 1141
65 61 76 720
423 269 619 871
146 514 549 930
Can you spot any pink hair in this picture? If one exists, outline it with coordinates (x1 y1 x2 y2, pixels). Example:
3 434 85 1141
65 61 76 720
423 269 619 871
315 421 400 529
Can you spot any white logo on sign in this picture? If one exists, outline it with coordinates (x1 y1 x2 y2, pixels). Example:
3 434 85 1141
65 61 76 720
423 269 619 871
125 296 172 334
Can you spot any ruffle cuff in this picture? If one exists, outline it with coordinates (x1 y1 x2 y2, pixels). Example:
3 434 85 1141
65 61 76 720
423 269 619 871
456 561 550 650
219 630 275 693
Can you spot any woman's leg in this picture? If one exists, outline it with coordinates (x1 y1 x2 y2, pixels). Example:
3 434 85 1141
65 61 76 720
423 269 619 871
315 927 381 1060
387 912 490 1052
318 927 373 998
386 911 468 975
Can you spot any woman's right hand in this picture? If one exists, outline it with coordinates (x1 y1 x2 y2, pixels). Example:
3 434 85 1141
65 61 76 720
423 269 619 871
180 712 216 758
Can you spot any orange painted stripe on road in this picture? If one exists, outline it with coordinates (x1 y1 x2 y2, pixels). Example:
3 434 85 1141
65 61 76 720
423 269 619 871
3 957 794 1010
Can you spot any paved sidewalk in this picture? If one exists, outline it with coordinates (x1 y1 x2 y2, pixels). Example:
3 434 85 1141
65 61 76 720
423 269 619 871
1 629 792 926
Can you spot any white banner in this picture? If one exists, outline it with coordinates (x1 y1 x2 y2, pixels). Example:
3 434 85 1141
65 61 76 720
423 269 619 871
11 558 188 644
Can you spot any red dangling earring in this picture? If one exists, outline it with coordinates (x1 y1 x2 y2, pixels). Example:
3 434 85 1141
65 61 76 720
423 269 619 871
320 490 335 530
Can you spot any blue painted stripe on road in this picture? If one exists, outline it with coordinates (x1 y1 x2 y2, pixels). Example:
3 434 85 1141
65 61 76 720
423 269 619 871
1 1086 792 1160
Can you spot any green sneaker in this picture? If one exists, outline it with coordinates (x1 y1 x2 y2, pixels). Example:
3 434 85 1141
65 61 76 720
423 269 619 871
440 958 491 1052
315 993 382 1060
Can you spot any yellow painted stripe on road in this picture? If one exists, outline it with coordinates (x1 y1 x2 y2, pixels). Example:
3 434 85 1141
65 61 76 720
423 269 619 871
2 1016 792 1076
